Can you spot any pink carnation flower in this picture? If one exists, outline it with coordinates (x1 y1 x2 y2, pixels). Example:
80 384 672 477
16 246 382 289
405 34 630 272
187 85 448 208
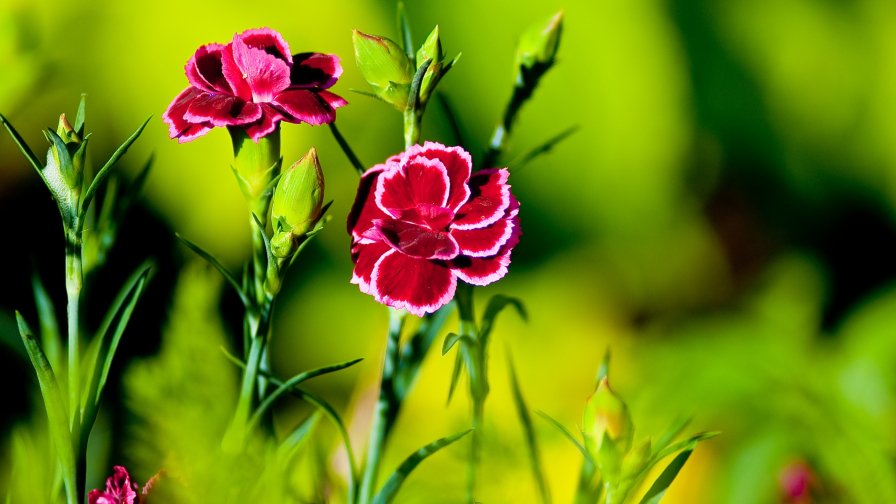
164 27 346 142
88 466 138 504
348 142 521 316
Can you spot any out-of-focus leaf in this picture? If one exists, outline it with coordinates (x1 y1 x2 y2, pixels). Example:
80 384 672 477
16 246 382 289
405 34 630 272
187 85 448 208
508 355 550 504
638 448 694 504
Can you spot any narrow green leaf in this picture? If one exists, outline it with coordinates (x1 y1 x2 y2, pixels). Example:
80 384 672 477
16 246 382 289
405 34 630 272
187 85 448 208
397 1 415 61
328 122 366 175
276 411 321 461
31 271 61 372
405 58 432 114
446 350 464 405
0 113 48 186
84 262 152 410
638 449 694 504
80 116 151 219
442 332 463 355
648 431 719 472
508 355 550 504
372 429 472 504
74 94 87 136
536 410 590 460
15 312 75 492
652 416 690 454
247 358 364 431
507 125 578 170
479 294 527 344
175 233 250 308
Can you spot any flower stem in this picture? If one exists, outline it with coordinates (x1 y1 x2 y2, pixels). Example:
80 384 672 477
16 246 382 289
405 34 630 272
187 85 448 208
359 308 404 504
64 226 84 503
403 108 422 149
454 283 485 502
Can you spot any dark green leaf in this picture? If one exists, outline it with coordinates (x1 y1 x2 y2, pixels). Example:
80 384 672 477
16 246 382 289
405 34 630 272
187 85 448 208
442 332 464 355
536 410 590 460
74 94 87 136
80 116 151 220
446 350 464 405
406 58 432 114
397 1 415 61
247 358 364 431
372 429 472 504
0 113 48 186
479 294 526 345
638 449 694 504
175 233 250 309
31 271 61 372
508 355 550 504
507 125 578 171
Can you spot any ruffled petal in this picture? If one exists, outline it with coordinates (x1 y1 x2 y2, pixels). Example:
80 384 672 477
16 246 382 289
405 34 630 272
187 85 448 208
163 86 213 142
273 89 338 125
376 157 449 217
291 52 343 89
351 240 391 294
242 105 283 141
347 165 391 240
238 27 293 64
220 41 253 101
184 93 262 126
450 214 514 257
371 250 457 316
451 215 520 285
185 43 230 93
406 142 472 212
374 219 460 260
452 168 512 230
228 33 291 103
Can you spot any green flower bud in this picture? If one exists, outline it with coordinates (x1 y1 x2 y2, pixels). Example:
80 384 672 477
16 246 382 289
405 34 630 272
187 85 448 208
515 11 563 72
43 113 88 224
353 30 414 110
415 26 444 105
583 377 633 460
272 147 324 242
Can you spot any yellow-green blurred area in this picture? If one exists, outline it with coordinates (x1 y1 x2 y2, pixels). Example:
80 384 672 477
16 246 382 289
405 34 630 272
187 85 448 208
3 0 896 502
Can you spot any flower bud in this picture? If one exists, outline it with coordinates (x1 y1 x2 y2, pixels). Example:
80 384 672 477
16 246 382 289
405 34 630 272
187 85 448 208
353 30 413 110
582 377 633 458
415 26 445 105
271 148 324 242
515 11 563 72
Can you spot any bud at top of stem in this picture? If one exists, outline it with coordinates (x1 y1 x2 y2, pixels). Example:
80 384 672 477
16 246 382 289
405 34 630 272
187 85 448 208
353 30 413 111
271 147 324 257
583 377 633 459
515 11 563 72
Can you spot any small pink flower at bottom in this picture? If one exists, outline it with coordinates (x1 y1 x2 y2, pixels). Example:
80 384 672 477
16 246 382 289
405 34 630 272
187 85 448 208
88 466 137 504
347 142 520 316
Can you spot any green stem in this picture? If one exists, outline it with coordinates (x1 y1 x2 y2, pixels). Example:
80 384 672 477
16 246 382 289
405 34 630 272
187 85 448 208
455 284 483 503
64 228 84 503
359 308 404 504
403 108 422 149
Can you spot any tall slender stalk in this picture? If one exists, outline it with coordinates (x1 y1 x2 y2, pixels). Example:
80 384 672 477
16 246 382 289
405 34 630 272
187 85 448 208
359 308 405 504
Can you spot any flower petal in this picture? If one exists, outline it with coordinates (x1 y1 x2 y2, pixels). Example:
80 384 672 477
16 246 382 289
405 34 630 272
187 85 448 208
317 89 348 109
371 250 457 316
291 52 343 89
163 86 213 142
347 165 390 240
450 214 514 257
451 216 520 285
238 27 293 64
228 33 291 103
243 105 283 141
375 219 460 259
351 240 391 294
406 142 472 212
273 89 339 125
185 43 231 93
184 93 262 126
452 168 512 230
376 157 450 217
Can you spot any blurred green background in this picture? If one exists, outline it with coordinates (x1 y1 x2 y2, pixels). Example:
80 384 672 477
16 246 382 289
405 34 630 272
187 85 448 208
4 0 896 502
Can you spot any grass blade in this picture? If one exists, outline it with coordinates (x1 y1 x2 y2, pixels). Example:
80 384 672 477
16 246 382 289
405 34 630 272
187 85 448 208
175 233 250 308
80 116 150 218
508 354 550 504
0 113 48 187
247 358 363 431
372 429 472 504
638 449 694 504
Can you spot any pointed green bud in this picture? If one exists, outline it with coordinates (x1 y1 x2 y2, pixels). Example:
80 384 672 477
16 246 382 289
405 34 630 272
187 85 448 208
415 26 454 106
515 11 563 71
353 30 414 110
271 147 324 244
583 377 633 460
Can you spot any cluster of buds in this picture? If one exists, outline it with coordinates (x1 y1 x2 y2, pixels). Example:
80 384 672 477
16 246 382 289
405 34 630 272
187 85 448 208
352 26 459 113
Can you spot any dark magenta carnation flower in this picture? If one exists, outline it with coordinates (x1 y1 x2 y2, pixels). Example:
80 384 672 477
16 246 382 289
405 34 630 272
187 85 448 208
88 466 138 504
348 142 520 316
164 27 346 142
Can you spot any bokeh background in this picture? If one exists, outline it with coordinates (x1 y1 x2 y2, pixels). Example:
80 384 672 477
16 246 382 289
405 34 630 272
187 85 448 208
4 0 896 502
